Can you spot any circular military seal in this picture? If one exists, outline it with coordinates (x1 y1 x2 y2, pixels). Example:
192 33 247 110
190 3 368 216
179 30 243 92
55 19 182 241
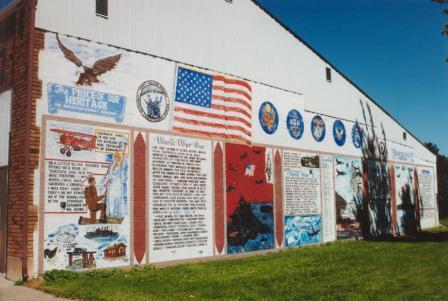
352 123 364 149
286 109 304 140
259 101 279 135
136 80 170 122
333 120 346 146
311 115 326 142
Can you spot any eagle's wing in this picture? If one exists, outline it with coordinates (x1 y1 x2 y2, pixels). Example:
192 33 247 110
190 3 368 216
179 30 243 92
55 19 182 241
56 34 83 67
91 54 122 76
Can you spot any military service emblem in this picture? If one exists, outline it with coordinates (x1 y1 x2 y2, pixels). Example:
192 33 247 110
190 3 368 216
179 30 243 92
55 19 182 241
136 80 170 122
259 101 279 135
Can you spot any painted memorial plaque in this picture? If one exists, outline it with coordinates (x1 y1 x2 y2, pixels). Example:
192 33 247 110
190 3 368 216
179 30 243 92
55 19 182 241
149 134 213 262
334 157 363 240
321 155 336 242
225 143 274 254
283 150 322 247
43 120 130 271
417 167 436 228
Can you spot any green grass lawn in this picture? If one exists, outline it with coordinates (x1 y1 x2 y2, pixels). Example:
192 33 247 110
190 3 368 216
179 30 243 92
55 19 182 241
37 228 448 301
439 218 448 228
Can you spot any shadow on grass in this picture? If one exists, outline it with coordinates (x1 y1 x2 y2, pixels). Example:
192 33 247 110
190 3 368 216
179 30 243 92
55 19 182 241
379 229 448 243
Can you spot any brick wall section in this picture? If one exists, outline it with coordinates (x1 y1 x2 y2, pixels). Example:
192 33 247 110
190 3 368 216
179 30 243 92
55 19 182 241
0 1 42 278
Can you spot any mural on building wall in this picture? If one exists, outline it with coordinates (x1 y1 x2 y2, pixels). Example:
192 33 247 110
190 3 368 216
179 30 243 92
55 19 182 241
417 167 436 228
136 80 170 122
47 83 127 122
366 160 393 237
333 120 346 146
259 101 279 135
334 157 363 240
395 164 421 234
172 66 252 145
225 143 274 254
40 32 175 130
285 215 321 247
311 115 325 142
351 123 364 149
148 134 213 262
43 120 130 271
320 155 336 242
283 150 322 246
286 109 304 140
45 34 127 122
55 34 121 86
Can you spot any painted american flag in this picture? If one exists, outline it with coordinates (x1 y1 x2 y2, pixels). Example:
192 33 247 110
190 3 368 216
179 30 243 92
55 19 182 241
172 67 252 145
244 164 255 177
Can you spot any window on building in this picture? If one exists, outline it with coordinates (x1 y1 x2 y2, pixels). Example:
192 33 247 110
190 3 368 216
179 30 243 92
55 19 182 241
0 90 12 167
403 132 407 140
96 0 108 19
325 67 332 82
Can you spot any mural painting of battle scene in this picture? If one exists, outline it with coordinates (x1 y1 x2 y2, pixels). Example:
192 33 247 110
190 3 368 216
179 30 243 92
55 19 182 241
394 164 422 235
225 143 274 254
43 120 130 271
334 157 364 240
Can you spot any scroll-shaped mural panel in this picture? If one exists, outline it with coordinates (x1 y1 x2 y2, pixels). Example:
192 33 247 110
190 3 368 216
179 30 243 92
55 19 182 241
214 142 225 255
274 150 284 247
283 151 322 247
148 134 213 262
133 133 147 264
225 143 274 254
334 157 363 240
43 120 130 271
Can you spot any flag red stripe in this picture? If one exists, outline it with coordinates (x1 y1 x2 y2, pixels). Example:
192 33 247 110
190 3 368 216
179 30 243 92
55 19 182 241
213 75 252 92
174 107 252 128
212 94 251 110
172 126 251 145
173 116 251 137
213 86 252 101
211 104 251 119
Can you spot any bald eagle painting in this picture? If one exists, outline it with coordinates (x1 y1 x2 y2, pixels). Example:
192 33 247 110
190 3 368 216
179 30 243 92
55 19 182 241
56 34 121 86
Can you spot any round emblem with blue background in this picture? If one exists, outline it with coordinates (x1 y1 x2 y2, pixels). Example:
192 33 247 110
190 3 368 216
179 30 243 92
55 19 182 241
259 101 279 135
352 123 364 149
286 109 304 140
333 120 346 146
311 115 326 142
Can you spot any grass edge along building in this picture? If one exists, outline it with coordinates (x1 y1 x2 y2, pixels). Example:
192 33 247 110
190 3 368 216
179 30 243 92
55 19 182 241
0 0 438 281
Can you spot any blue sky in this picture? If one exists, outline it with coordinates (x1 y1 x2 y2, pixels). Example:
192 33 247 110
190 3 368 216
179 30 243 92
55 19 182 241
256 0 448 156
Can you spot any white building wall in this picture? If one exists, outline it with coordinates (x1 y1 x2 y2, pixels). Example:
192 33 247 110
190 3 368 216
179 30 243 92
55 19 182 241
34 0 435 165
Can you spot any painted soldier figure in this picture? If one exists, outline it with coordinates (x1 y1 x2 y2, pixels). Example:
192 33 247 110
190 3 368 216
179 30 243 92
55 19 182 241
79 176 107 224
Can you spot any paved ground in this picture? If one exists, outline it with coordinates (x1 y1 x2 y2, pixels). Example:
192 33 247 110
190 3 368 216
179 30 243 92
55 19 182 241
0 277 72 301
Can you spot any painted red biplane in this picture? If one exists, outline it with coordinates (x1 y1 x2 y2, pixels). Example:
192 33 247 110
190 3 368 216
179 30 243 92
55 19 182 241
50 129 97 157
